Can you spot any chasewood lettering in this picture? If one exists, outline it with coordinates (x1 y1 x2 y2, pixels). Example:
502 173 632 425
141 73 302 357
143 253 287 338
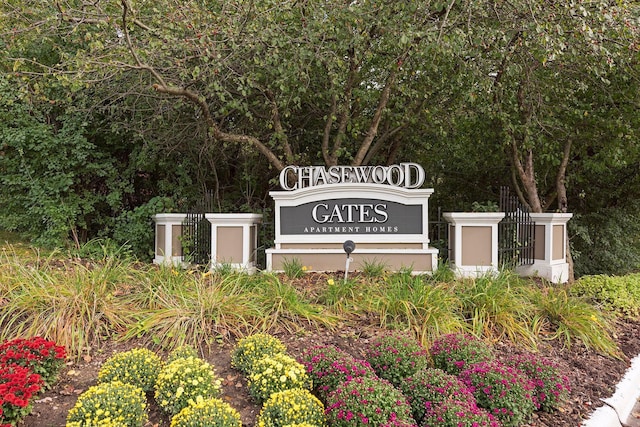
279 163 425 190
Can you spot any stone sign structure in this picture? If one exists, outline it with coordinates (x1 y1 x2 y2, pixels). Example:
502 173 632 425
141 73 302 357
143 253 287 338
265 163 439 274
151 162 573 283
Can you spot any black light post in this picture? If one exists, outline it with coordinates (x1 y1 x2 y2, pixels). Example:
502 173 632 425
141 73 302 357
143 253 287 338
343 240 356 282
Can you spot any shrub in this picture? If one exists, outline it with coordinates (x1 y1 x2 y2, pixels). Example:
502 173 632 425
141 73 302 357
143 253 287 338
0 364 43 426
169 398 242 427
399 367 475 425
257 388 326 427
325 376 416 427
66 380 147 427
154 356 222 415
231 333 287 374
459 360 536 427
248 353 311 403
570 274 640 317
0 336 66 388
167 345 199 363
98 348 163 392
364 331 429 386
298 345 376 400
504 353 570 412
421 398 501 427
430 333 494 375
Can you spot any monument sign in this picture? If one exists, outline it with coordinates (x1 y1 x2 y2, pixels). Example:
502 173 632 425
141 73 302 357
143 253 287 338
266 163 439 273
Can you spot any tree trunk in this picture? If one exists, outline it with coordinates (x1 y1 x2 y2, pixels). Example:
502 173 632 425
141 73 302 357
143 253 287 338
557 140 575 282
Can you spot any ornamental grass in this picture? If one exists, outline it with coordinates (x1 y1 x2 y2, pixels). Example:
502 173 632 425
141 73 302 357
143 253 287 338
257 388 326 427
429 333 495 375
154 356 222 415
66 380 147 427
364 331 429 386
169 397 242 427
231 333 287 374
98 348 163 392
325 376 416 427
248 353 311 403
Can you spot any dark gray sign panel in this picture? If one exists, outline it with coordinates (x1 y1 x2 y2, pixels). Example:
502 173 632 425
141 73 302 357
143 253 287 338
280 198 423 235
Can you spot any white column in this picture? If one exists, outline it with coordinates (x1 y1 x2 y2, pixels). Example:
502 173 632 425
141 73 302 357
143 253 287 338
516 213 573 283
443 212 505 279
205 214 263 273
152 213 187 266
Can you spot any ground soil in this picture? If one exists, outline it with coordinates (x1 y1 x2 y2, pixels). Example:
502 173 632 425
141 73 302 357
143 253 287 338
17 274 640 427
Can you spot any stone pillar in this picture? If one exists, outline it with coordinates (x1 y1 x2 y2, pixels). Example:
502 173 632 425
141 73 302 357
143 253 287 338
205 213 263 273
152 213 187 266
516 213 573 283
443 212 505 278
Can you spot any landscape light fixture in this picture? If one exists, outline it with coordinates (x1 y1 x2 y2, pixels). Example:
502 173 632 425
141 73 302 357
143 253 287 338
343 240 356 282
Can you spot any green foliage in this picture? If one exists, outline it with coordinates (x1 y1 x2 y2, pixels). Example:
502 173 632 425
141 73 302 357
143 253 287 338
471 201 499 212
364 332 429 387
324 376 416 427
257 388 326 427
570 274 640 318
429 333 495 375
231 333 287 375
66 381 148 427
248 353 311 403
154 356 222 415
110 196 175 261
97 348 164 392
169 398 242 427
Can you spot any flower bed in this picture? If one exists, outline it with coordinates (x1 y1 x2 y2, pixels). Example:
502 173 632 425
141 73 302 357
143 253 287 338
1 331 572 427
0 336 65 426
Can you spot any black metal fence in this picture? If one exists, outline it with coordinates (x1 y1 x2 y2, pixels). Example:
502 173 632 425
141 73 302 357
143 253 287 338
429 207 450 262
498 186 535 268
182 192 214 266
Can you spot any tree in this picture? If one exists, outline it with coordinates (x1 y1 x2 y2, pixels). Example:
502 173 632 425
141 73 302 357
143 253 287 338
3 0 479 172
461 0 639 214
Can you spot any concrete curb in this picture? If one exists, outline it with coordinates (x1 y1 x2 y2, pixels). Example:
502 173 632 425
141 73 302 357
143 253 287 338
582 354 640 427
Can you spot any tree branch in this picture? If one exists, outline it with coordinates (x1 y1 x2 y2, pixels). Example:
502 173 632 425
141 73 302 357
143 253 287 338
352 67 397 166
322 95 337 165
120 0 285 172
